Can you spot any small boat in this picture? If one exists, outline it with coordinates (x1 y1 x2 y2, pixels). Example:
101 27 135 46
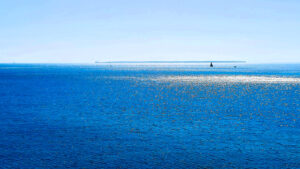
210 62 213 67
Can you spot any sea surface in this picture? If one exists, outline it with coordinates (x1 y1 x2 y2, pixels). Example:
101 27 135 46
0 64 299 168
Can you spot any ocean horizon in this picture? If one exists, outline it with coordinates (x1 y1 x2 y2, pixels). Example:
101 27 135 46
0 63 299 168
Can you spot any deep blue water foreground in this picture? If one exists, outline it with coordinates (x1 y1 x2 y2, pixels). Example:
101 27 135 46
0 64 299 168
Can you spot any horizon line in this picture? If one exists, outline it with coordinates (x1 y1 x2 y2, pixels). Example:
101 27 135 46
96 61 247 63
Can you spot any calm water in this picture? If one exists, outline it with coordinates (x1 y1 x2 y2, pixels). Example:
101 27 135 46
0 64 299 168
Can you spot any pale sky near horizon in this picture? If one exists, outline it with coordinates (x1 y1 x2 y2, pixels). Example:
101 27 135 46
0 0 300 63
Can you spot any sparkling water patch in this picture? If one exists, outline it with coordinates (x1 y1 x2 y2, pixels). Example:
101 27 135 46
106 75 300 84
149 75 300 84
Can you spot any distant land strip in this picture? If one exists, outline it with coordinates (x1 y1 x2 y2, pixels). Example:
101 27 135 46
96 61 246 63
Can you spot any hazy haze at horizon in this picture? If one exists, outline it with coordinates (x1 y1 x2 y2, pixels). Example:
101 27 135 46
1 0 300 63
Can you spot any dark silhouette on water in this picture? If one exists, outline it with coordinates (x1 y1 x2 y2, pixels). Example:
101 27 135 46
210 62 213 67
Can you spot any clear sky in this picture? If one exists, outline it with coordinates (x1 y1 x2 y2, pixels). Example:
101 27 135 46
0 0 300 63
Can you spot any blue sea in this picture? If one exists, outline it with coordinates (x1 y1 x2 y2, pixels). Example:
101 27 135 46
0 64 299 168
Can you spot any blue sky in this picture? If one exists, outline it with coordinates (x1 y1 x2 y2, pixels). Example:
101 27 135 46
0 0 300 63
